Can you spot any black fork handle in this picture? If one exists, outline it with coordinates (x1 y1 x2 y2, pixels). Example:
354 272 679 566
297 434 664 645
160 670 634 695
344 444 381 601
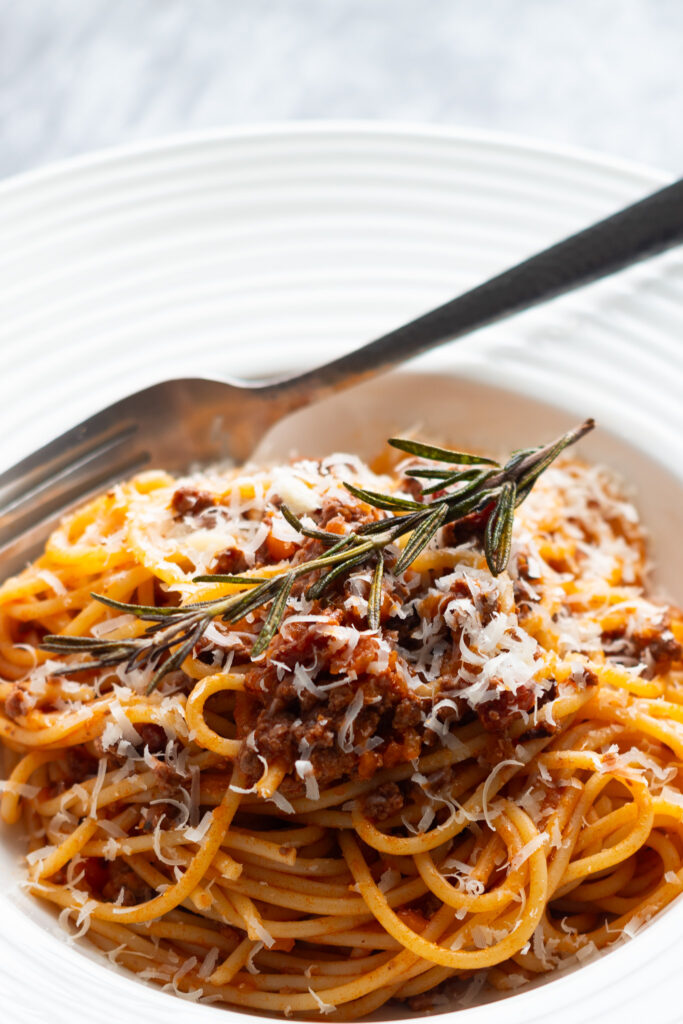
268 175 683 403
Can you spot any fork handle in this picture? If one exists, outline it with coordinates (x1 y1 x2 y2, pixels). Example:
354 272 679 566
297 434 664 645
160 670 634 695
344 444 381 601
266 175 683 404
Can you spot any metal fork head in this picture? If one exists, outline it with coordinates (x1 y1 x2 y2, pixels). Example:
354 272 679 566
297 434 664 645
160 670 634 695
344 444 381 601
0 377 300 579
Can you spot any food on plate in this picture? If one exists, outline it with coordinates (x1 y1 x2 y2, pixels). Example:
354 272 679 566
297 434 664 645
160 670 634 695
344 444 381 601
2 419 683 1018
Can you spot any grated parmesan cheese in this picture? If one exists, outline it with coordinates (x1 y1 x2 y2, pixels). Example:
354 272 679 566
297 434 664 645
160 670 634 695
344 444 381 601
308 988 335 1015
338 688 364 753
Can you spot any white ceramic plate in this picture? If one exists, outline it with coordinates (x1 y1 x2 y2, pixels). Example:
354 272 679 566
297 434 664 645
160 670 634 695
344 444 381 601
1 124 682 1024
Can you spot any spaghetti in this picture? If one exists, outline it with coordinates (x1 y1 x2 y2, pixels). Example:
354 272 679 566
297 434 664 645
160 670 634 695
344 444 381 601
1 442 683 1017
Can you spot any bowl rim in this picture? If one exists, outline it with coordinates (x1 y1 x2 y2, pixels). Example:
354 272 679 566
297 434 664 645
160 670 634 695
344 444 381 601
0 120 680 1024
0 118 670 198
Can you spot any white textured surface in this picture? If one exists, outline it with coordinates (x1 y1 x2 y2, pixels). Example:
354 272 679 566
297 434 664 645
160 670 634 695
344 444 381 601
1 125 683 1024
2 0 683 179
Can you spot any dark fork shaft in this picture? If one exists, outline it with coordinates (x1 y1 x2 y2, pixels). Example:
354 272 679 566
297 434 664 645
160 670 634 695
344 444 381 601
270 175 683 402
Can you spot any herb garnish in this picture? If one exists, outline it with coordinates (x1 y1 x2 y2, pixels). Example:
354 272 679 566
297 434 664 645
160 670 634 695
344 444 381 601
40 419 594 693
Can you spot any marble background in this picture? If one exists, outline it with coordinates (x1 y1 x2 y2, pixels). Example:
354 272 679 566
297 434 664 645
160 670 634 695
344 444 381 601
1 0 682 181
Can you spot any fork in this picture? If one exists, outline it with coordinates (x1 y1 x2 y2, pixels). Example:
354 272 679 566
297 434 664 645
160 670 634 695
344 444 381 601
2 176 683 578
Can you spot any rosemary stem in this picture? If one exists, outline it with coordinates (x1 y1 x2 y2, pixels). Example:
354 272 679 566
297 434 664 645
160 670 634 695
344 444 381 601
40 419 595 694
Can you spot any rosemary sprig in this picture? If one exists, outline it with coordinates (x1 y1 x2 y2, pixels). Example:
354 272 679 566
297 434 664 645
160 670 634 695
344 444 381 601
40 419 594 693
368 551 385 632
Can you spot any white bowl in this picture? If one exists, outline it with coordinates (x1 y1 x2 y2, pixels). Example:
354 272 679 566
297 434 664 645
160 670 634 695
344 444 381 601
1 123 682 1024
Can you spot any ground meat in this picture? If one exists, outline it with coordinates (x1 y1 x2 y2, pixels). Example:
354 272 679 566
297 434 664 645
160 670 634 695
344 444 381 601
237 747 262 782
385 603 420 644
4 685 31 721
224 480 584 790
292 715 335 750
82 857 109 894
253 715 298 763
393 699 423 730
65 745 99 781
363 782 405 822
136 724 167 754
99 730 182 789
171 486 216 517
574 666 598 689
140 801 179 832
238 670 424 787
147 758 183 792
477 684 536 733
513 580 540 615
211 547 249 575
309 747 357 788
101 860 156 905
239 615 425 787
352 707 382 745
195 626 253 666
441 503 494 549
414 892 442 919
639 630 682 671
317 495 374 531
602 622 683 676
195 643 217 667
436 576 500 632
425 680 470 731
515 552 531 579
397 475 424 502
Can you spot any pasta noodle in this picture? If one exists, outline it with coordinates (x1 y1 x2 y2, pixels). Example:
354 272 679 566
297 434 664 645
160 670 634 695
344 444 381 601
1 444 683 1018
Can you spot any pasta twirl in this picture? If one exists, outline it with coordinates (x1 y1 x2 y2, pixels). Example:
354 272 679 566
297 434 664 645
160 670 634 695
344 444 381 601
1 446 682 1018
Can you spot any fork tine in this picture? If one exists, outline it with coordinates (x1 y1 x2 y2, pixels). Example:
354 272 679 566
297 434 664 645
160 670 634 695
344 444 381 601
0 412 140 514
0 443 151 552
0 393 158 563
0 444 151 578
0 422 140 517
0 375 278 580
